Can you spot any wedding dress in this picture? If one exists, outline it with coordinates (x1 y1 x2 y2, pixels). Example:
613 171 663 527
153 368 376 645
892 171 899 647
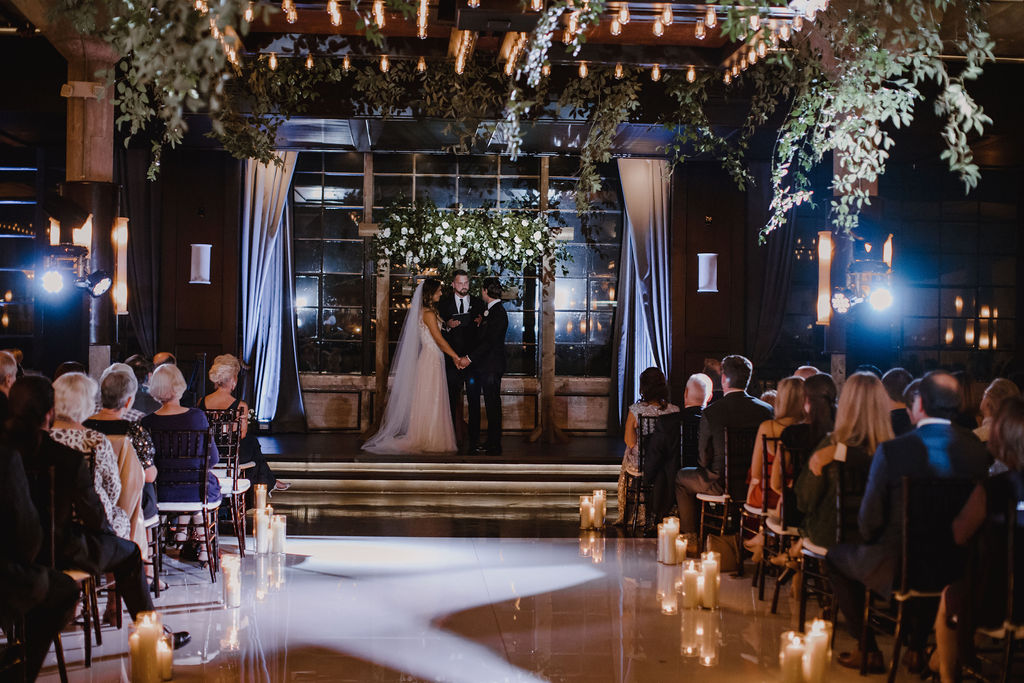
362 282 457 454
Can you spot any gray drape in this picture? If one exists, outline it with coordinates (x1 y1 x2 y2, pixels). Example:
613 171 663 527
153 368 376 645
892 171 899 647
614 158 673 422
240 154 303 425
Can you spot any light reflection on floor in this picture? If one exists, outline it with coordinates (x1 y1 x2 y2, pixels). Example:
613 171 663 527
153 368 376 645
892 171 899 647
38 536 872 682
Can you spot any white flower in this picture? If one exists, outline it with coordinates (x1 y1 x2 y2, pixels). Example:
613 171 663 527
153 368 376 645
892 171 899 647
401 227 408 235
521 219 529 227
381 227 391 238
532 230 542 241
441 221 450 229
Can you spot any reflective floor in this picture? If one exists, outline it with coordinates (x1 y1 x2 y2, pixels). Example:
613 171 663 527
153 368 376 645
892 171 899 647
38 535 882 683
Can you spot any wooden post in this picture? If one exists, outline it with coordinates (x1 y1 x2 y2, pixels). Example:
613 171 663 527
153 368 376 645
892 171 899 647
358 152 391 435
529 157 568 444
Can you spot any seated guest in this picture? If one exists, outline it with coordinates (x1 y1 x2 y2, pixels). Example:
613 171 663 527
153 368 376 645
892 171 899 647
1 347 24 377
141 364 221 565
952 370 979 430
747 376 805 510
973 378 1020 444
930 397 1024 683
794 365 819 380
0 349 17 420
904 378 923 427
84 365 159 562
0 441 79 682
125 354 161 418
827 371 991 673
855 364 883 379
53 361 85 380
795 372 893 550
50 372 130 540
199 354 287 492
674 355 773 546
881 367 914 436
7 376 190 650
615 367 679 524
758 389 777 408
703 358 723 403
152 351 176 368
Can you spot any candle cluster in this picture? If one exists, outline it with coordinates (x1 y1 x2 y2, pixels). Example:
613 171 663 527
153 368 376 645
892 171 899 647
680 609 722 667
579 489 607 529
779 620 833 682
129 612 172 682
677 552 720 610
254 505 287 555
656 516 684 564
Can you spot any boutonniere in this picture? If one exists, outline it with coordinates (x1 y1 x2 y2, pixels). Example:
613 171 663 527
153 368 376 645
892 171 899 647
483 309 490 317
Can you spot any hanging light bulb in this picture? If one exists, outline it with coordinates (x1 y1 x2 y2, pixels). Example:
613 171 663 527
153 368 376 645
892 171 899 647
568 11 579 36
417 56 427 72
531 0 543 10
578 61 589 78
287 6 297 23
417 0 428 38
380 54 389 72
305 54 314 70
614 62 624 79
780 22 792 41
268 52 278 70
793 15 804 31
749 13 760 30
373 0 386 28
650 63 661 81
618 3 630 24
563 27 572 43
209 16 220 39
468 0 480 7
244 1 254 22
342 55 351 71
328 0 341 26
610 17 622 35
732 62 739 76
194 0 208 13
541 63 551 77
704 6 716 28
724 71 731 85
694 18 706 40
686 65 696 82
757 40 767 58
652 18 664 37
662 5 673 25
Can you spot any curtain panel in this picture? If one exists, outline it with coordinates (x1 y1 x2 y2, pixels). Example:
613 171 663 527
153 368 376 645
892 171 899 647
240 154 304 426
613 158 673 423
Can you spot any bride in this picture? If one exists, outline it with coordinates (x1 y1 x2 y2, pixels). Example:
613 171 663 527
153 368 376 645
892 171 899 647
362 278 461 454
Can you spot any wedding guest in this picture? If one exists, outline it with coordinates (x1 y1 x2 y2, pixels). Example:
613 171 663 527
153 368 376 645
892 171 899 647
1 347 24 377
794 365 819 380
952 370 980 429
615 367 680 525
125 353 161 418
930 397 1024 683
828 371 990 673
882 367 914 436
8 376 190 651
758 389 777 408
795 373 893 550
0 349 17 420
904 378 923 427
53 361 85 380
50 372 130 539
153 351 176 368
747 376 805 511
674 355 773 545
973 378 1020 443
702 358 723 403
199 353 287 491
855 364 883 379
142 364 221 565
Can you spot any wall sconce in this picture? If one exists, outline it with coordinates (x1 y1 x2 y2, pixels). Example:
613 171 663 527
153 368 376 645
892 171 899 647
816 230 832 325
697 253 718 293
49 218 60 246
882 233 893 268
72 213 93 249
112 217 129 315
190 243 212 284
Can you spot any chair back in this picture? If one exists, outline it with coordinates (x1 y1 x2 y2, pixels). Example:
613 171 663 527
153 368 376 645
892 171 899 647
150 429 215 504
680 417 701 469
1006 495 1024 627
636 415 660 480
724 427 759 501
204 409 243 483
835 457 871 545
899 476 975 595
759 435 782 514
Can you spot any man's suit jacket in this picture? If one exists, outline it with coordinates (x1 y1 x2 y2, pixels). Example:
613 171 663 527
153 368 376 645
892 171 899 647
0 445 49 618
828 422 991 596
696 391 773 488
437 293 485 358
468 302 508 377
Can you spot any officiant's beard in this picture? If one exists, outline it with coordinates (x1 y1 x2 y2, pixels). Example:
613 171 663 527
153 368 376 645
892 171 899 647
453 275 470 297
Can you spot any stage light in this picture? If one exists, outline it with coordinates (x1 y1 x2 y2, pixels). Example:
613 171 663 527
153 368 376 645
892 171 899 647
82 270 112 297
42 269 64 294
831 291 851 314
869 287 893 311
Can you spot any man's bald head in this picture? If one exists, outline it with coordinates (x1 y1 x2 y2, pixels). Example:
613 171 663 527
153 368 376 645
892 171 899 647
153 352 176 368
918 371 961 421
794 365 819 380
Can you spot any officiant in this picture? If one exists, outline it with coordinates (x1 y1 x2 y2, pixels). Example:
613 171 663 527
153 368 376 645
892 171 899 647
438 270 485 453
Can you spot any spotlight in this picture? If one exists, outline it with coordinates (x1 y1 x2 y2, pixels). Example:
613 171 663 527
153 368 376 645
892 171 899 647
868 287 893 311
831 291 851 314
78 270 113 297
42 269 65 294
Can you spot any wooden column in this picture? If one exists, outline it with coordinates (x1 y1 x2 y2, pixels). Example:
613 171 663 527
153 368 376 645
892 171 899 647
529 157 567 444
357 152 391 434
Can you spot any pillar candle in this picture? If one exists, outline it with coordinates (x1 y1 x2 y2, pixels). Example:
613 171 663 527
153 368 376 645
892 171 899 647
271 515 287 554
701 552 720 609
696 574 706 609
779 631 805 683
131 612 163 683
592 489 606 527
579 496 594 529
222 556 242 608
674 535 687 565
254 483 267 511
157 635 173 681
656 522 668 563
656 563 678 614
699 610 719 667
802 619 833 683
256 506 273 554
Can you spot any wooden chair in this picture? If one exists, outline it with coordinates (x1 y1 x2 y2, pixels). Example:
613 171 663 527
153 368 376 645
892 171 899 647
860 477 974 682
204 409 249 557
798 455 871 631
152 429 221 583
144 513 162 597
680 416 701 469
0 615 27 683
697 427 759 562
759 442 805 612
627 415 660 534
746 434 779 591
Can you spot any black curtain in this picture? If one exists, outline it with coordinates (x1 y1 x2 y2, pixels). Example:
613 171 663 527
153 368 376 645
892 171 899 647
745 161 797 367
273 205 307 432
115 148 161 359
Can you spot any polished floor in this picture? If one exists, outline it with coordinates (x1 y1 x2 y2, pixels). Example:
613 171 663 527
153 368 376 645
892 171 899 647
38 534 885 683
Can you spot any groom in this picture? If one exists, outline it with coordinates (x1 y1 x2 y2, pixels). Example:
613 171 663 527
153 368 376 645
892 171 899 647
460 277 508 456
438 270 484 453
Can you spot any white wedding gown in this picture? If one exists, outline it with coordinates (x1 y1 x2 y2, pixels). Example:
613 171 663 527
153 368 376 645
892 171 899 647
362 283 457 454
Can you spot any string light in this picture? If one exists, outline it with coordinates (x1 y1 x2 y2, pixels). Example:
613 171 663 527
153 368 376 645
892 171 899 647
531 0 543 10
578 61 589 78
748 46 757 64
724 71 731 84
380 54 389 72
749 13 760 30
328 0 341 26
244 1 253 22
686 65 696 82
661 4 673 25
342 55 351 71
209 16 220 39
694 18 706 40
780 22 792 41
568 11 579 35
468 0 479 7
417 56 427 72
614 62 624 79
652 18 664 37
454 30 475 75
704 6 717 28
194 0 208 13
562 27 572 43
305 54 314 70
650 63 661 81
287 6 297 22
417 0 428 38
610 17 621 35
731 63 739 76
373 0 385 28
757 40 767 57
618 3 630 24
268 52 278 70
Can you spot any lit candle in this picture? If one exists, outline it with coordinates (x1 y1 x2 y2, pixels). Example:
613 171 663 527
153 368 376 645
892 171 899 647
254 483 267 511
779 631 805 683
131 612 163 683
256 506 273 554
271 515 287 554
222 555 242 608
699 610 719 667
592 489 606 527
674 535 687 565
700 553 720 609
157 635 173 681
579 496 594 529
681 561 700 609
802 619 833 683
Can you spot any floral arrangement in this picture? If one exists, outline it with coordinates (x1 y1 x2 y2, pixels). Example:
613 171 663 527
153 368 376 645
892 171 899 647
371 199 569 283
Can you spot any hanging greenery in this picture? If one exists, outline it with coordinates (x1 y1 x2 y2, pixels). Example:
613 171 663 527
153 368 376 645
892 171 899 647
371 200 569 284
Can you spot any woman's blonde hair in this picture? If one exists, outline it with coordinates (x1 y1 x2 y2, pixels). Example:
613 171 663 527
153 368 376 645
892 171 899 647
774 376 806 422
209 354 241 387
980 378 1021 419
832 372 894 454
53 372 98 424
149 364 187 404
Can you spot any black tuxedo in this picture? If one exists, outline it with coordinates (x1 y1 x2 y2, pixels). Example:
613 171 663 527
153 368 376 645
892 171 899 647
467 300 508 452
437 292 485 441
